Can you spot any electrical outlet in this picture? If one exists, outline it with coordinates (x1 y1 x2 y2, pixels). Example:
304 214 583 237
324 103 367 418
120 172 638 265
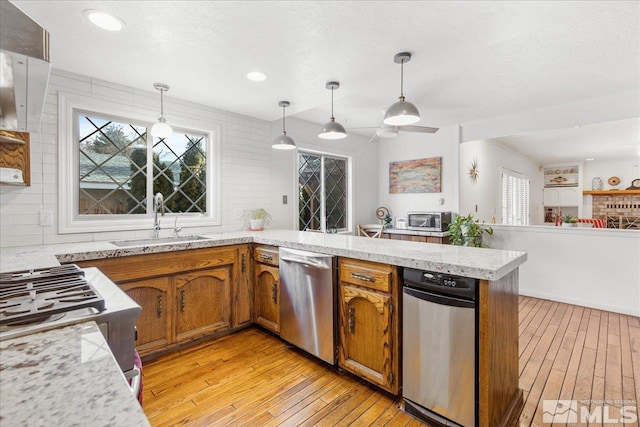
282 195 288 204
40 210 53 226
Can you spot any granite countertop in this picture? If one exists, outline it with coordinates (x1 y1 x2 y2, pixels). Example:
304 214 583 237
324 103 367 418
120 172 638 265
0 229 526 280
0 322 150 427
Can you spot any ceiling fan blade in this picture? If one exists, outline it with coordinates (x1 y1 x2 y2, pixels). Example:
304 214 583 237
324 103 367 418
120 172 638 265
398 125 439 133
367 134 379 143
346 126 380 130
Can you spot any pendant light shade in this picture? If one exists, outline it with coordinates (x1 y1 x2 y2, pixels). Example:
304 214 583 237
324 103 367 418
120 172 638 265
383 52 420 126
318 81 347 140
151 83 173 139
272 101 296 150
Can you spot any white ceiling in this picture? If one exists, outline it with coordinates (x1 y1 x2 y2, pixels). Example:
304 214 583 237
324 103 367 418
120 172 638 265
11 0 640 151
489 118 640 165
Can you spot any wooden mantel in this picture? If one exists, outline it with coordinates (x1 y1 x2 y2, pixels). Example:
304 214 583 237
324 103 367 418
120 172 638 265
582 189 640 195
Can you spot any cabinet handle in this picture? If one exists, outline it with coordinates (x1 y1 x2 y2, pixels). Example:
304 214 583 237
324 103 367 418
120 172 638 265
260 253 273 260
351 272 375 282
272 281 277 303
241 253 246 273
156 295 162 318
180 289 186 312
348 307 355 333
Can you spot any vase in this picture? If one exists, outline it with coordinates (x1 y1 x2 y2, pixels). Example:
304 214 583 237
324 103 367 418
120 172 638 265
592 177 603 190
462 235 482 247
249 219 263 230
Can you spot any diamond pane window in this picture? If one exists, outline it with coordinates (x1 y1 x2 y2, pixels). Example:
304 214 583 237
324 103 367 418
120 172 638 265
298 151 348 232
76 113 208 216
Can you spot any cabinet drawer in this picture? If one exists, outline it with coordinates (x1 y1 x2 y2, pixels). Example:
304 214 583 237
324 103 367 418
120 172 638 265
254 245 279 266
339 258 392 293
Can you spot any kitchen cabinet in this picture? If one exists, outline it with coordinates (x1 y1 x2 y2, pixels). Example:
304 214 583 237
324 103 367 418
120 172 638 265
74 245 246 359
337 257 399 395
543 187 579 206
253 245 280 333
382 232 449 244
120 277 172 355
174 267 231 342
0 131 30 186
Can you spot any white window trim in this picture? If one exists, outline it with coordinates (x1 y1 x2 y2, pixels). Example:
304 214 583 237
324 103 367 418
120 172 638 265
294 148 353 233
58 92 221 234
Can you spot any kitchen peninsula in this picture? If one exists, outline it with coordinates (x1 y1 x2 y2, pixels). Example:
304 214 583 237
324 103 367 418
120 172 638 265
0 230 527 427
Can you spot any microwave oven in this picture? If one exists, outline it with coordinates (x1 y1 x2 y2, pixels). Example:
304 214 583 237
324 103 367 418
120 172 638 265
407 211 452 232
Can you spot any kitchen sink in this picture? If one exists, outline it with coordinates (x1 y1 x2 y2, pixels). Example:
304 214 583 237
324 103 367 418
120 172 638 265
110 235 212 247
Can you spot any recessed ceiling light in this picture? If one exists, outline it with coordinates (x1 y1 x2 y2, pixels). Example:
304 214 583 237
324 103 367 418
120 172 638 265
83 9 125 31
246 71 267 82
585 158 595 161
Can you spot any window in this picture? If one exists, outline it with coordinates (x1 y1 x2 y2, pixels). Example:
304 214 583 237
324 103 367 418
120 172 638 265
298 151 349 232
78 114 207 216
501 168 530 225
59 92 220 233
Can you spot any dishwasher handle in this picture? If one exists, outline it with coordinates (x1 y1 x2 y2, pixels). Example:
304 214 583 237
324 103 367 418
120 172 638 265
404 286 476 309
280 256 331 270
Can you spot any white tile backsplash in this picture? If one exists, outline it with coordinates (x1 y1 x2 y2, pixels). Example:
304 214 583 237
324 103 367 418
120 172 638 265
0 69 272 248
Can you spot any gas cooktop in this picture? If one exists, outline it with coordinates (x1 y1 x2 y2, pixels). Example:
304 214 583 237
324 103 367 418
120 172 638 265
0 264 105 326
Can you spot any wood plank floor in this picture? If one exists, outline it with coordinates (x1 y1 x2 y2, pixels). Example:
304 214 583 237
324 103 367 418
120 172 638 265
142 296 640 426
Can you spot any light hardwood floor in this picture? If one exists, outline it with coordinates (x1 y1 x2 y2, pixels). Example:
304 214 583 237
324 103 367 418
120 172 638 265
142 296 640 426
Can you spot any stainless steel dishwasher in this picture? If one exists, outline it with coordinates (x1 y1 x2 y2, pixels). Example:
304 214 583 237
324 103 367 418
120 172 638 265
279 247 336 364
403 268 478 427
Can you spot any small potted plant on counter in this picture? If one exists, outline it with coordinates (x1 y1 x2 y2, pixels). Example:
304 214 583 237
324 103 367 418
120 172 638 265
561 214 578 227
449 214 493 247
244 208 272 231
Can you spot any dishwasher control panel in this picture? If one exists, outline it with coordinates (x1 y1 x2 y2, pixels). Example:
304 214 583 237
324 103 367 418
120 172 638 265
403 268 477 300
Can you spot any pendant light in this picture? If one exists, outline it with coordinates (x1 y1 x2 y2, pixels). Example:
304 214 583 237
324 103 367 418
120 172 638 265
272 101 296 150
151 83 173 139
318 81 347 139
383 52 420 126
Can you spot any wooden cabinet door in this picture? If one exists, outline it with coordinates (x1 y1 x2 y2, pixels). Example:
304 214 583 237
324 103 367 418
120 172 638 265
233 246 252 328
559 187 578 206
174 267 231 343
254 264 280 333
543 188 561 206
120 277 172 356
338 283 395 393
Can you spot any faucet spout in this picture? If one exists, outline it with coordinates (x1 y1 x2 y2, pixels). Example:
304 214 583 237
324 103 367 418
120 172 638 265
153 192 164 238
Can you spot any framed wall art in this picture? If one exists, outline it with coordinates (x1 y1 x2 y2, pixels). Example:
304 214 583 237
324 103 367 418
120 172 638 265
389 157 441 193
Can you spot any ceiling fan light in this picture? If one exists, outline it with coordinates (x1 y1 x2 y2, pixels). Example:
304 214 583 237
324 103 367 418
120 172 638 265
383 98 420 126
376 126 399 138
319 118 347 140
151 119 173 139
272 133 297 150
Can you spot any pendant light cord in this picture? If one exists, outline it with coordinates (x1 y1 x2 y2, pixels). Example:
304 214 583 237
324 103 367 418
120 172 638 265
282 105 286 134
160 88 165 119
400 60 405 98
330 87 335 119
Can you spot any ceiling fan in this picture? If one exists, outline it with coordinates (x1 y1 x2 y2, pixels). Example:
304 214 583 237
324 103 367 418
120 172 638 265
349 124 439 143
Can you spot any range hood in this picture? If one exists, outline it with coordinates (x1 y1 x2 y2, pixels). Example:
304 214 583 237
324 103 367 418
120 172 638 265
0 1 50 133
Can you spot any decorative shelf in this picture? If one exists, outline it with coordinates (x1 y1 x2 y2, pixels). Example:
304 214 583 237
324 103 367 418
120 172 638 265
583 190 640 195
0 131 30 186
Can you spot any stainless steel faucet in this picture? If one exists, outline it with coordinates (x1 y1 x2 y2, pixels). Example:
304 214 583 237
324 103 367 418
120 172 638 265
153 192 164 238
173 216 182 237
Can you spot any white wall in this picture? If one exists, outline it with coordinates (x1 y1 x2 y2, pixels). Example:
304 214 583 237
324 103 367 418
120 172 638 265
0 69 273 247
582 158 640 217
269 117 378 231
459 139 544 225
377 125 460 220
487 225 640 316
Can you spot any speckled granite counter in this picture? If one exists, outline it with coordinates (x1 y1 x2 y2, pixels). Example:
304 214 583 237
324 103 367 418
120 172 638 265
0 322 150 427
0 229 526 280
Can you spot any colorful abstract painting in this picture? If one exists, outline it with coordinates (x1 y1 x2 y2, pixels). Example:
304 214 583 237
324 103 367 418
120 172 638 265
389 157 442 193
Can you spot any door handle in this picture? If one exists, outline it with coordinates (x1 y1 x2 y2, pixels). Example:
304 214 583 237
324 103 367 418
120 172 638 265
348 307 355 333
351 272 375 282
272 281 277 303
156 295 162 318
180 289 186 312
280 256 330 269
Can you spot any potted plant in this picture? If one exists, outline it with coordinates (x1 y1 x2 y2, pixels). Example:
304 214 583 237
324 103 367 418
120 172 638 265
448 214 493 247
561 214 578 227
244 208 272 231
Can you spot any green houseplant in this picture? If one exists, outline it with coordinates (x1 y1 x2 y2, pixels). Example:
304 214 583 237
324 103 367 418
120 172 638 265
244 208 272 231
561 214 577 227
449 214 493 247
